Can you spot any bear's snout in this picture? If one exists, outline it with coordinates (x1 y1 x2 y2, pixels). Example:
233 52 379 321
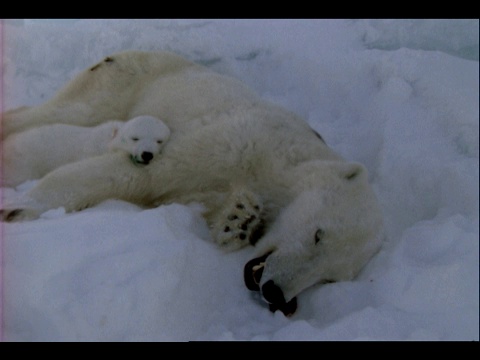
244 252 298 316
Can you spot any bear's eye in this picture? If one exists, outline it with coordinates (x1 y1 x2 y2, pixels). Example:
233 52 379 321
156 140 163 144
131 137 139 142
314 228 325 245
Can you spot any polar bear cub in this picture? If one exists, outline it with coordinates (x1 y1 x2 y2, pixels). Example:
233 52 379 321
2 115 170 187
108 115 171 166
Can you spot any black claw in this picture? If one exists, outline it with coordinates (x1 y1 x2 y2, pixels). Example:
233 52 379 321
245 215 256 223
249 220 265 245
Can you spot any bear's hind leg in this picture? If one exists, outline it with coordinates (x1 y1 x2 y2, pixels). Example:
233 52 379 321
209 188 265 251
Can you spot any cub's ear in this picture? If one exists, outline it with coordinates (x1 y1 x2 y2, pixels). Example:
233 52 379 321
111 127 119 139
108 126 124 151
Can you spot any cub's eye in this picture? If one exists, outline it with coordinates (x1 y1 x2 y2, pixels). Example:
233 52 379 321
157 140 163 144
315 229 325 245
131 137 139 142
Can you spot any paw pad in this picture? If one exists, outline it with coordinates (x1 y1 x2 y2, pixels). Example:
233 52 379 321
212 190 266 250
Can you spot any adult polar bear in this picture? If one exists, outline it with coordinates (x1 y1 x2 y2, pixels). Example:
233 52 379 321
1 51 384 315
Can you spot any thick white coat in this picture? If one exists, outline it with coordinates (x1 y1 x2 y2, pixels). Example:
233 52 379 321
1 51 384 307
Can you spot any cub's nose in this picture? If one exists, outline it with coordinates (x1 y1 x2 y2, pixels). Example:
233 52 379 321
141 152 154 163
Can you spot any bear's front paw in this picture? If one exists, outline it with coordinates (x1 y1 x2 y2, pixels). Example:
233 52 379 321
0 208 41 222
211 189 265 251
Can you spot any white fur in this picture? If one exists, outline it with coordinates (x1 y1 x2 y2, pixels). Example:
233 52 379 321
2 115 170 187
1 51 384 312
108 115 171 166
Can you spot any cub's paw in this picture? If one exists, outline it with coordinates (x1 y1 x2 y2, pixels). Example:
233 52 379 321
211 189 265 251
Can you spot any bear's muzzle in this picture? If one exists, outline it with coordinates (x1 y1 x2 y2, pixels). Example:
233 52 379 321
244 251 297 316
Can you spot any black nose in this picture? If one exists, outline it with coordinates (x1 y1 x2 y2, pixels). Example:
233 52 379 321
141 152 153 163
261 280 285 304
261 280 298 317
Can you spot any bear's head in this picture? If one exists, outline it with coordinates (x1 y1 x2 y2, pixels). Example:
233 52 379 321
244 161 384 316
109 115 171 166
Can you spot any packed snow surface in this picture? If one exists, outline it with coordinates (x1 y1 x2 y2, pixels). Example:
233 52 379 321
1 19 478 341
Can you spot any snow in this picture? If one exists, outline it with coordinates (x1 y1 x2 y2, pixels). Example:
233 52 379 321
1 19 478 341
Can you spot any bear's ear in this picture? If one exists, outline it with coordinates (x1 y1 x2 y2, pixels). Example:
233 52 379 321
339 163 365 181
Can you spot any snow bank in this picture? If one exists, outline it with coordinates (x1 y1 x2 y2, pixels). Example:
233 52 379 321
1 19 478 341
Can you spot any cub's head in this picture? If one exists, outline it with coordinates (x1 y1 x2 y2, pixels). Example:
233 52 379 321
244 161 384 316
110 115 171 165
